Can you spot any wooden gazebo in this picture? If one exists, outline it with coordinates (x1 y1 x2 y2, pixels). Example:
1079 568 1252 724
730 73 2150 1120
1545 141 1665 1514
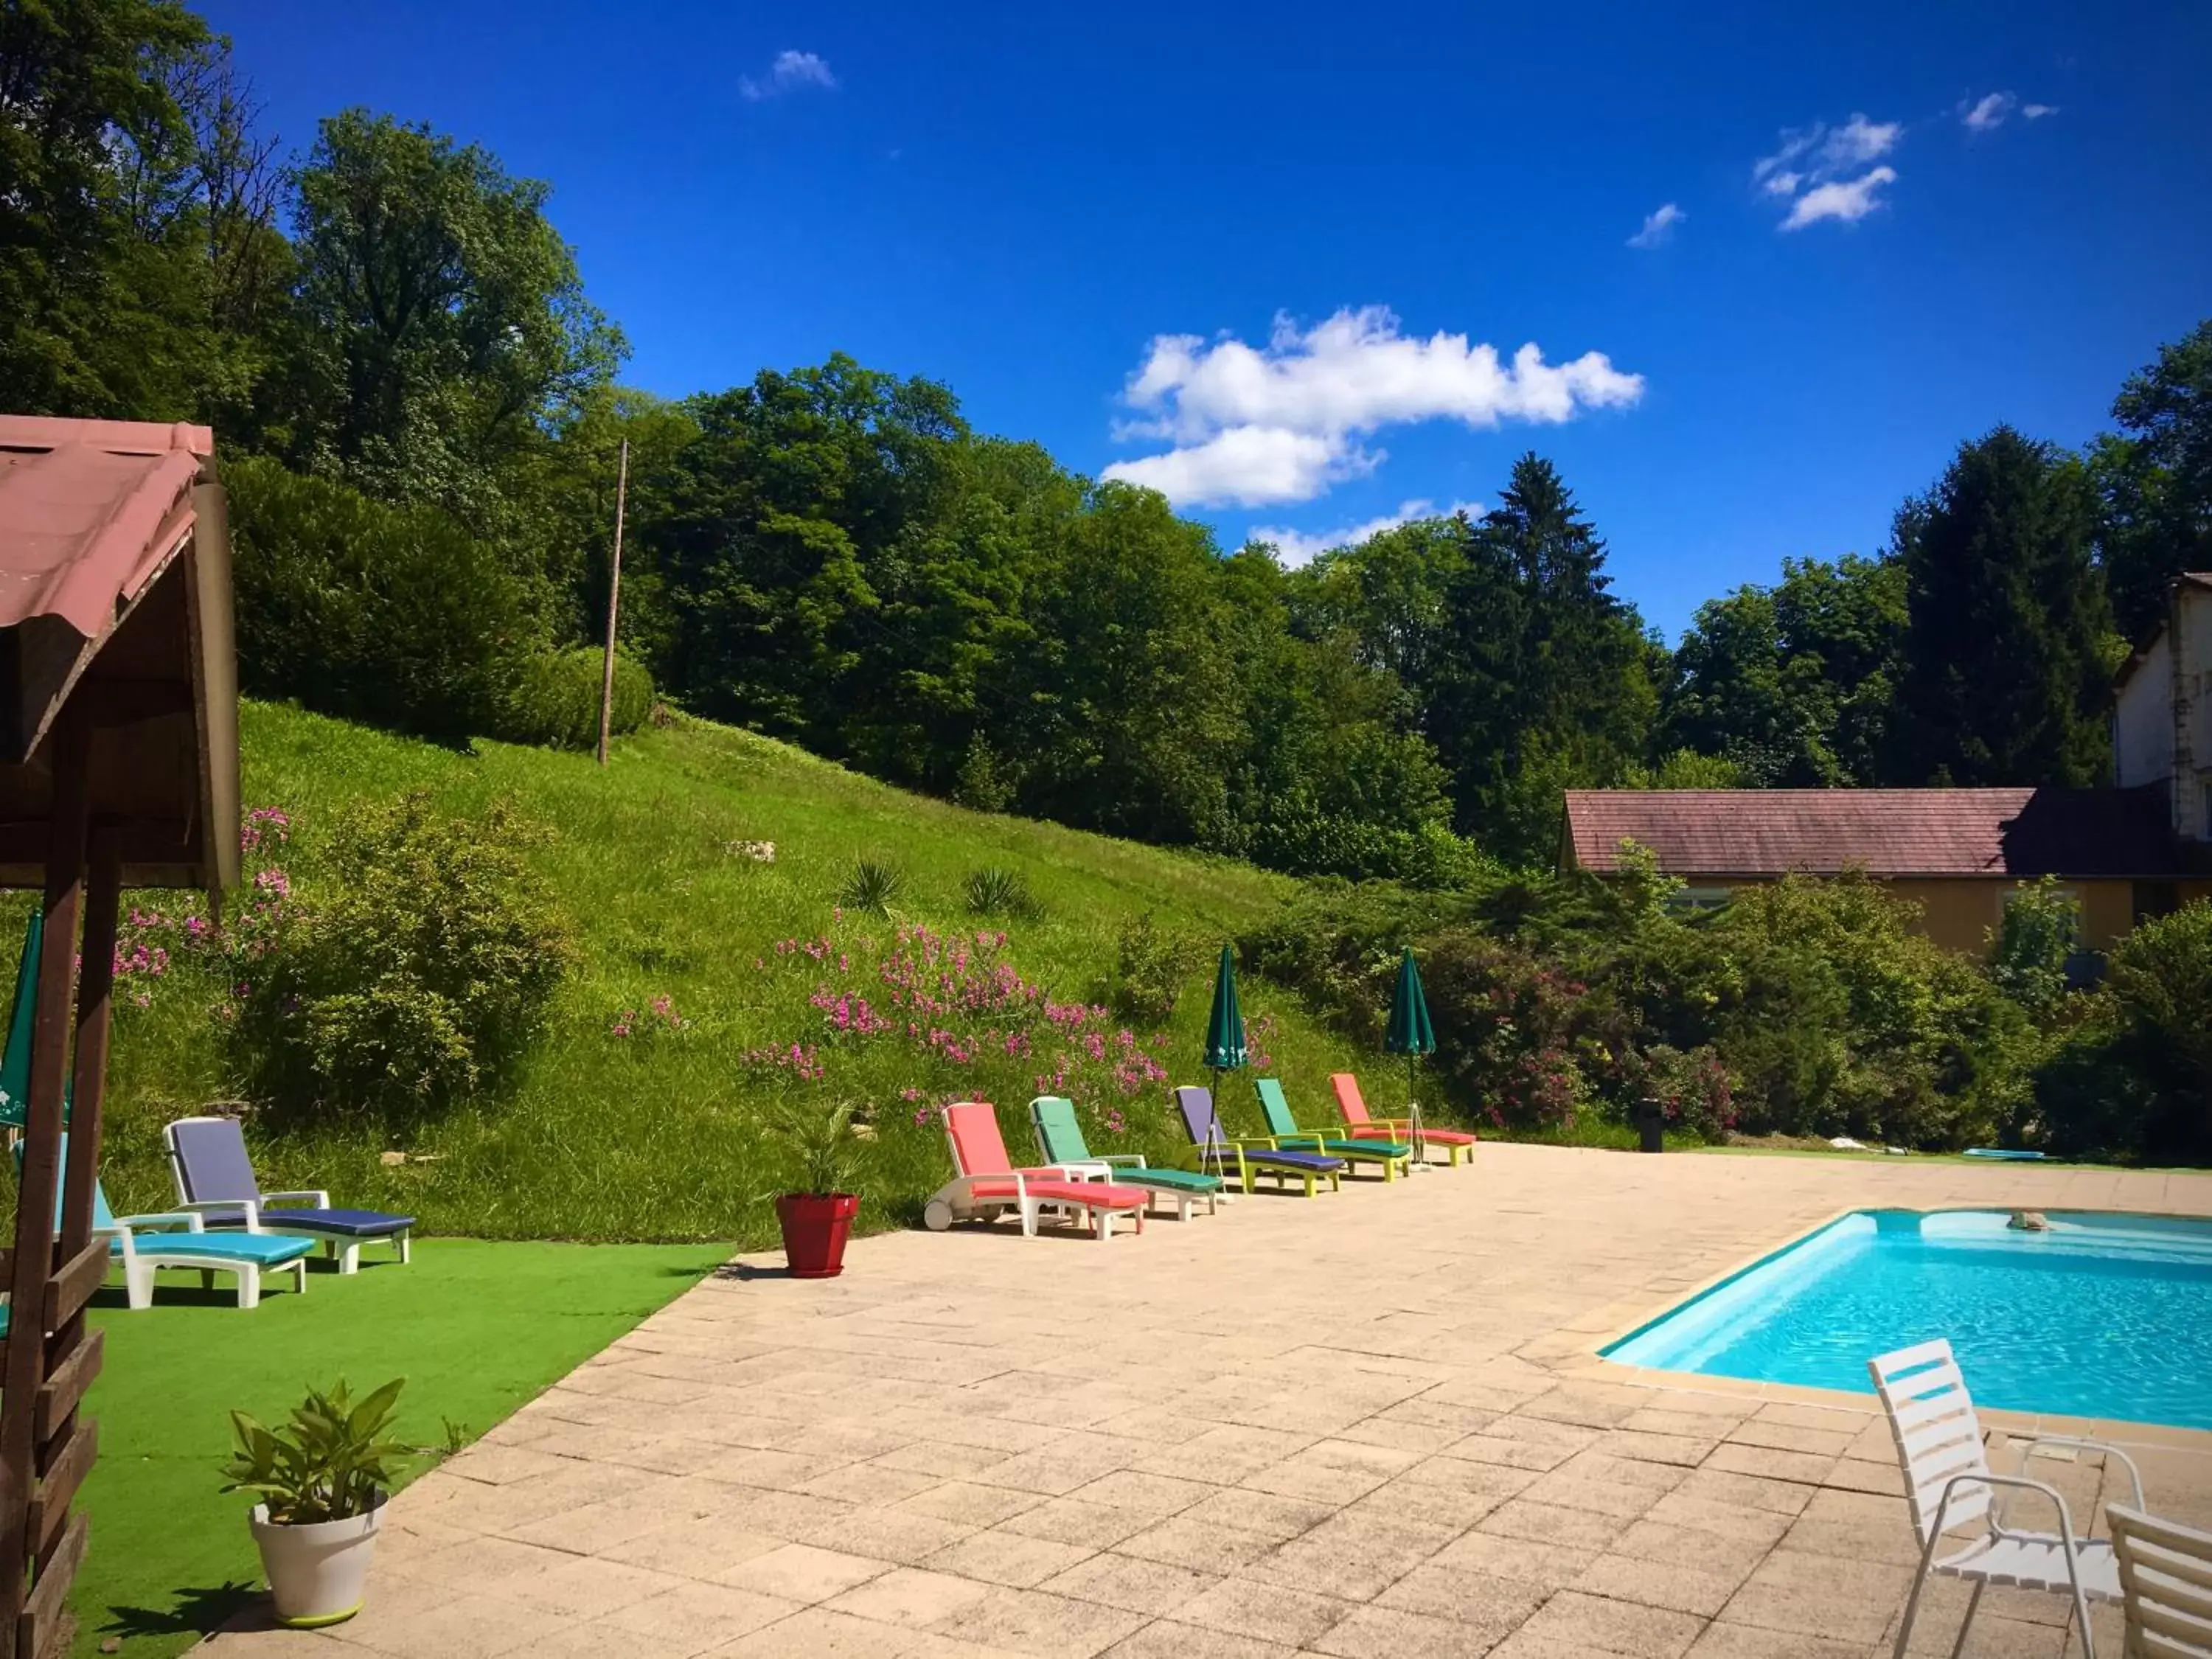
0 417 238 1655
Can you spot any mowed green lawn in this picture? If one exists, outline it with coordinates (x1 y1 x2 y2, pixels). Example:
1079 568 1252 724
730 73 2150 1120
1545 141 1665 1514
71 1239 728 1659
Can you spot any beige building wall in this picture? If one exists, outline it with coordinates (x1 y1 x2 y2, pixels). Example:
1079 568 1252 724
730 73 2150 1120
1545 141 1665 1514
1700 877 2146 956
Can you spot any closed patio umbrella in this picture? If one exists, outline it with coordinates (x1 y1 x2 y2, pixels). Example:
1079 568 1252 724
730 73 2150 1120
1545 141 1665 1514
1385 946 1436 1167
1201 945 1248 1137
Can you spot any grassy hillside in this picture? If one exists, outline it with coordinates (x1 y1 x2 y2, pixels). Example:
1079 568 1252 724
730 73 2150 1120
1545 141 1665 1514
80 700 1400 1244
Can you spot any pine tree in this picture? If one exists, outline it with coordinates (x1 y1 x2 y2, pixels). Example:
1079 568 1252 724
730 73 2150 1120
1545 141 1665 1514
1889 427 2115 786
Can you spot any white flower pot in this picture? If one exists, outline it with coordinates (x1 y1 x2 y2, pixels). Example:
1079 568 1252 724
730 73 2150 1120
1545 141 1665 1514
248 1495 385 1627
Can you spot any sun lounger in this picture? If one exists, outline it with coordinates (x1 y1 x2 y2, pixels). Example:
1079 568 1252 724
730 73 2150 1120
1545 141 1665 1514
1172 1085 1341 1197
922 1101 1150 1242
1253 1077 1409 1181
19 1138 313 1310
1029 1096 1222 1220
1332 1072 1476 1167
165 1116 413 1273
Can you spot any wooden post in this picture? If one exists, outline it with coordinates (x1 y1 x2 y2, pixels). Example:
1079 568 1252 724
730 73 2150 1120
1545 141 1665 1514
0 716 90 1652
597 437 630 768
35 827 117 1598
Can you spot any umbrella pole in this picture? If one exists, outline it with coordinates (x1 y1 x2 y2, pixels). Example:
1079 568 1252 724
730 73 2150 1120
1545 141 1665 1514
1408 1054 1427 1171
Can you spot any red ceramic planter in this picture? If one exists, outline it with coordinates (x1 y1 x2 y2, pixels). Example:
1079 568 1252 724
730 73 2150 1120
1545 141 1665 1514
775 1192 860 1278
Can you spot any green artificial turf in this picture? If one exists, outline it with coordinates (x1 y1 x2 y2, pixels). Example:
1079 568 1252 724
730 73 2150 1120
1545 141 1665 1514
69 1237 728 1658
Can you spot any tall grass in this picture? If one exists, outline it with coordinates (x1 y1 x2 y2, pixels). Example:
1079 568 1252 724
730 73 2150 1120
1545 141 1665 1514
68 702 1408 1248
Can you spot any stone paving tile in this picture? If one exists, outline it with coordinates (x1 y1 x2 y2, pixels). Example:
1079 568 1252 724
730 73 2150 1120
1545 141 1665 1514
193 1146 2212 1658
1313 1603 1518 1658
1375 1563 1551 1638
928 1586 1150 1658
714 1541 891 1602
1512 1588 1706 1658
593 1581 801 1654
825 1566 995 1629
1097 1618 1298 1658
703 1605 921 1657
924 1528 1099 1588
1166 1575 1357 1648
1719 1548 1913 1647
994 1497 1156 1549
897 1479 1047 1528
1111 1513 1281 1573
1038 1549 1222 1615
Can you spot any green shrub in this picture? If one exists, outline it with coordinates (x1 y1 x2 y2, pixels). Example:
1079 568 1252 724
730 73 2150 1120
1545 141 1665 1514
837 860 905 914
1626 1043 1736 1141
501 646 655 749
1989 877 2079 1015
2035 901 2212 1162
226 456 542 744
1419 928 1599 1131
237 792 571 1117
963 866 1040 919
1706 874 2006 1147
1105 912 1197 1028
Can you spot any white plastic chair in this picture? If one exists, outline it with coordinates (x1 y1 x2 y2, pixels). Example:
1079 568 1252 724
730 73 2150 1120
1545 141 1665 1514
1871 1338 2142 1659
2108 1503 2212 1658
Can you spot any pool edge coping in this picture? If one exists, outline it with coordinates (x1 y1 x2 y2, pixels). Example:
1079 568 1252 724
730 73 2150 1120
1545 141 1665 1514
1574 1203 2212 1455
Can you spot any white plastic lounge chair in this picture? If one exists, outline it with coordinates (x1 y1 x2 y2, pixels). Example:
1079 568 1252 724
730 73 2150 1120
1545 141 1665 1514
2107 1504 2212 1658
16 1138 312 1310
166 1115 412 1273
922 1102 1150 1242
1872 1338 2143 1659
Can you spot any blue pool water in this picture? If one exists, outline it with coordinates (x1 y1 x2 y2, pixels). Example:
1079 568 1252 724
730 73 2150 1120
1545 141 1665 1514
1604 1210 2212 1430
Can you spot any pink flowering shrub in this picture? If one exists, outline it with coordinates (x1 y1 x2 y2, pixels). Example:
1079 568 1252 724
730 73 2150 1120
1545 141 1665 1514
746 922 1169 1107
611 995 692 1042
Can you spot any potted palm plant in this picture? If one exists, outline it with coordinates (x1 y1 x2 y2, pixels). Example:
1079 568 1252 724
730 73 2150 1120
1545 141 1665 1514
773 1100 862 1277
221 1377 409 1627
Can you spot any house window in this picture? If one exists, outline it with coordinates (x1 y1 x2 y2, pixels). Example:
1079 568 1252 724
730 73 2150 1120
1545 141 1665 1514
1666 886 1733 915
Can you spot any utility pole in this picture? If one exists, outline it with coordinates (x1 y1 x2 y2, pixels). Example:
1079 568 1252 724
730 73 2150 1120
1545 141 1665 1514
597 437 630 767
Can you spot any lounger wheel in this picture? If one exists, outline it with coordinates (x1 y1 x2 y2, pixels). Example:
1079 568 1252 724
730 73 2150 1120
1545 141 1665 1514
922 1197 954 1232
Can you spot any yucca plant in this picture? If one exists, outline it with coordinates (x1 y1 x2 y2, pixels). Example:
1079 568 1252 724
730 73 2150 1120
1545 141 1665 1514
221 1378 411 1524
774 1099 863 1196
963 865 1039 919
838 859 905 914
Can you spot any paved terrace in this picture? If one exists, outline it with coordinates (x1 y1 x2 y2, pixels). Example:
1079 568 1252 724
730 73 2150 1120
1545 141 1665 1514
205 1144 2212 1659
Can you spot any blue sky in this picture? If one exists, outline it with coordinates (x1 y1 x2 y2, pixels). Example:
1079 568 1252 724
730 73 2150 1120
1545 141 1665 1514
206 1 2211 639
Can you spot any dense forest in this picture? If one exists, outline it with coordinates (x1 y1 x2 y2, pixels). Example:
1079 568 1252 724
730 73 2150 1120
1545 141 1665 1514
6 1 2211 883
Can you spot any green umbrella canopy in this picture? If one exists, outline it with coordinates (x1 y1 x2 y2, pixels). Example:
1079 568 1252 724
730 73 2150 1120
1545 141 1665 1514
1201 944 1248 1071
1 911 43 1127
1385 946 1436 1057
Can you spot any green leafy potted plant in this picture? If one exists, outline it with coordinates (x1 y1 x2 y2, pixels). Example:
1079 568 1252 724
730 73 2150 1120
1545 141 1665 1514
221 1378 409 1627
773 1101 862 1277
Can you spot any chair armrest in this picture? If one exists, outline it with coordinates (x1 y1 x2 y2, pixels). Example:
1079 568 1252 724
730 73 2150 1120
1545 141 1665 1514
178 1197 261 1230
111 1211 206 1234
2020 1436 2147 1514
1099 1154 1148 1169
263 1189 330 1208
1026 1161 1113 1183
1935 1472 2085 1560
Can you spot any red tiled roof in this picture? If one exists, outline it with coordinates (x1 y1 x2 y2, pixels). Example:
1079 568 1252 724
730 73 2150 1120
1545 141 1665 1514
1562 787 2186 880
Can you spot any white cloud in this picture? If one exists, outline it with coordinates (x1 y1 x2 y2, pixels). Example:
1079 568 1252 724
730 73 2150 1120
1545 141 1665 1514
1959 91 2017 131
740 49 837 100
1103 426 1368 509
1100 307 1643 508
1627 203 1685 249
2023 103 2059 119
1247 498 1481 567
1782 166 1897 229
1756 112 1903 229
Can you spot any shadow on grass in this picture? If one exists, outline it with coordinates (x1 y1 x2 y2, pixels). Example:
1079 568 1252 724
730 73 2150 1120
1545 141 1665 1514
102 1580 262 1645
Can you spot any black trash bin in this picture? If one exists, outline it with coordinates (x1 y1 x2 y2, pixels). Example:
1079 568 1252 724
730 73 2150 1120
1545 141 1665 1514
1632 1097 1665 1154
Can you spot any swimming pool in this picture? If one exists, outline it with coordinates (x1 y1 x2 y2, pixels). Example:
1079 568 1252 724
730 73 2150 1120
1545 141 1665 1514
1604 1209 2212 1430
